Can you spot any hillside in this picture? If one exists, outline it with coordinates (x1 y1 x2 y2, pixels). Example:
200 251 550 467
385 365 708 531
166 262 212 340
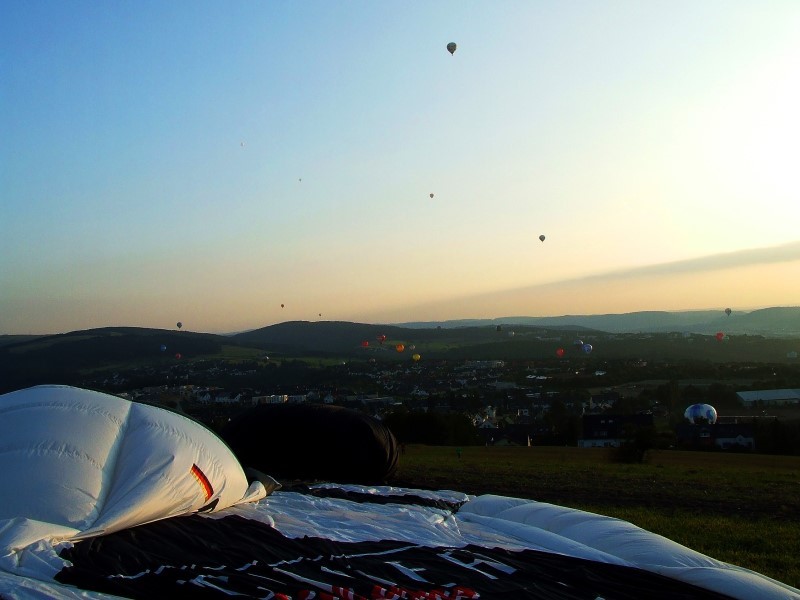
395 306 800 337
2 311 799 394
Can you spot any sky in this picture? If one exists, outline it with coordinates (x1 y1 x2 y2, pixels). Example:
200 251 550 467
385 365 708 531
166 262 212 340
2 1 800 335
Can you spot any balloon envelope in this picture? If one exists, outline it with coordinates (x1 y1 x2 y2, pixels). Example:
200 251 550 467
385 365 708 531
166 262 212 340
175 353 182 359
539 235 545 242
447 42 457 55
429 193 434 198
395 344 405 353
159 345 166 352
725 308 732 316
556 348 565 357
684 403 718 424
582 343 593 354
715 332 725 341
176 322 182 329
412 353 421 361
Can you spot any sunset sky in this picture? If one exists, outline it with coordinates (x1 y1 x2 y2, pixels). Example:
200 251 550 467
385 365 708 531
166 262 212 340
2 1 799 335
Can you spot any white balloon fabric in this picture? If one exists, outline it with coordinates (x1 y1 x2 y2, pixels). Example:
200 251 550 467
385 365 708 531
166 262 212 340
0 385 265 554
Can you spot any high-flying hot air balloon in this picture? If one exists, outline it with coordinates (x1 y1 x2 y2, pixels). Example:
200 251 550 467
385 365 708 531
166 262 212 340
715 332 725 341
159 344 167 352
447 42 457 55
175 353 182 359
539 234 545 242
176 322 182 330
281 304 285 308
725 308 732 316
556 348 565 358
361 341 370 348
429 193 434 198
412 353 421 362
395 344 405 353
582 343 593 354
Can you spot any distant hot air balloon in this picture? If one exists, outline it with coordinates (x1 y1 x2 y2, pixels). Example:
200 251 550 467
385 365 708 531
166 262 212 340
159 344 166 352
176 322 182 330
377 334 387 345
725 308 732 316
582 343 593 354
281 304 285 308
395 344 405 353
407 344 416 351
508 331 515 337
715 332 725 341
175 353 182 359
429 193 434 198
412 353 421 362
539 234 545 242
556 348 565 358
446 42 457 55
361 340 370 348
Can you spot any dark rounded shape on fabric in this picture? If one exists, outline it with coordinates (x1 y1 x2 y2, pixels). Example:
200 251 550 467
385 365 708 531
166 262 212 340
220 403 399 485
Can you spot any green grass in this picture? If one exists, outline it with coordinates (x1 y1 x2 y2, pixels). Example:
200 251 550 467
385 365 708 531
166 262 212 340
390 445 800 589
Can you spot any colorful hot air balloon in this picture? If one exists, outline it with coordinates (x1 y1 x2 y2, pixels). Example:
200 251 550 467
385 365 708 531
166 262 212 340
159 344 166 352
556 348 565 358
539 234 545 242
395 344 405 353
407 344 416 351
716 332 725 341
582 343 593 354
361 340 370 348
175 353 182 359
446 42 457 55
412 353 421 362
377 334 387 345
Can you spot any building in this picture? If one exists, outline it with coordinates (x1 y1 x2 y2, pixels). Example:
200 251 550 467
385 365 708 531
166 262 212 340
736 389 800 408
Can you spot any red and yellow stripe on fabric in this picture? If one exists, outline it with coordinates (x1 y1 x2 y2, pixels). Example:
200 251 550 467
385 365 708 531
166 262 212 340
190 463 214 501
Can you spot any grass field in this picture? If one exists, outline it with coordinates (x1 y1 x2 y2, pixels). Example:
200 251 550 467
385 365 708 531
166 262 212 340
390 445 800 588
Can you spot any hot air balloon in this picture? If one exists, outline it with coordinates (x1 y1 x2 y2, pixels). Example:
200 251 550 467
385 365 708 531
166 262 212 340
582 343 593 354
159 345 166 352
176 322 182 330
175 353 182 359
281 304 285 308
447 42 457 55
361 341 370 348
377 334 387 345
407 344 416 351
429 193 434 198
684 403 718 424
556 348 565 358
395 344 405 353
412 353 421 362
715 332 725 341
725 308 732 316
539 234 545 242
